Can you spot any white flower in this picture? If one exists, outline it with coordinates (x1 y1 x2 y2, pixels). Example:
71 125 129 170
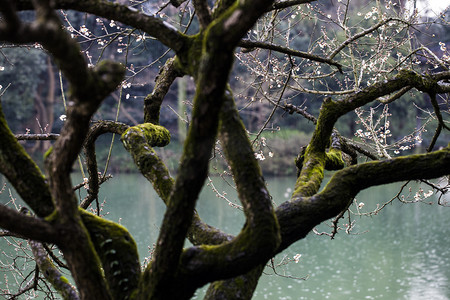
293 254 302 263
126 94 130 99
358 202 365 209
83 177 89 190
79 25 90 36
268 152 274 158
255 152 265 161
0 66 4 71
423 190 433 198
59 114 67 121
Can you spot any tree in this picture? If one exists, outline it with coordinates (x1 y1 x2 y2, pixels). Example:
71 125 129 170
0 0 449 299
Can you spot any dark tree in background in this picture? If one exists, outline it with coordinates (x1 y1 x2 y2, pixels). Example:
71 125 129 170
0 0 449 299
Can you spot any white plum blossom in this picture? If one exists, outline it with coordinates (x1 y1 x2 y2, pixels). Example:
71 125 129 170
79 25 90 37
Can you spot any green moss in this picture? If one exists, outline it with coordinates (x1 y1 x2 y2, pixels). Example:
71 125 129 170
121 123 170 148
44 209 59 223
59 276 69 284
293 146 326 197
174 33 204 77
44 146 53 160
81 210 140 300
121 124 174 202
325 148 345 170
0 102 54 216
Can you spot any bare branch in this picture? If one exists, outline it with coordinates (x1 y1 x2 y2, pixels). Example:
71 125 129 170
239 39 342 72
328 18 394 60
82 121 129 210
271 0 316 10
15 133 60 140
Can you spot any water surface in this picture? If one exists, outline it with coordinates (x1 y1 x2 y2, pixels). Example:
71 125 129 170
1 174 449 299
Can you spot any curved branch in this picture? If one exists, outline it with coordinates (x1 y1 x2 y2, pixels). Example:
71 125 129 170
176 91 280 279
15 0 189 53
427 93 449 152
278 144 450 251
239 39 342 72
121 123 172 201
144 57 183 124
328 18 393 60
80 210 140 300
120 123 233 246
82 121 129 210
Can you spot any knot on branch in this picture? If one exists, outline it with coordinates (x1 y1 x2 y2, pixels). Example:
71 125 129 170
121 123 170 148
93 61 126 97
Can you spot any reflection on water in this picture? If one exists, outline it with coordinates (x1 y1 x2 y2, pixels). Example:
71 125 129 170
1 174 450 299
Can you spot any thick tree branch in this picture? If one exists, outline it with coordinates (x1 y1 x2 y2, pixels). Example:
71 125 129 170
194 0 212 28
121 123 173 200
0 102 54 217
80 210 140 300
175 92 280 280
278 145 450 250
120 123 233 246
1 2 124 299
14 0 189 53
0 205 59 243
144 57 183 124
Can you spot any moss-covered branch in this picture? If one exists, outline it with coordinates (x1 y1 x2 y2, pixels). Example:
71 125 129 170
80 210 140 300
279 145 450 250
29 240 79 300
171 92 280 281
120 123 233 247
121 123 173 201
144 58 183 124
0 2 124 299
0 101 54 217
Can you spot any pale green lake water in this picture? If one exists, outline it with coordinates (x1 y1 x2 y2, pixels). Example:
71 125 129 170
1 173 450 299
